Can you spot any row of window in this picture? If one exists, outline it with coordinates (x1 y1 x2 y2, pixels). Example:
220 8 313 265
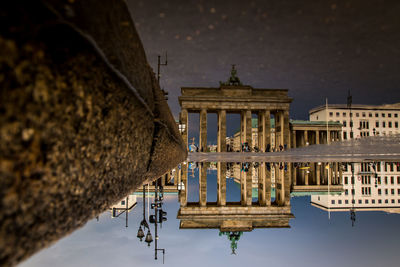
343 131 399 139
377 188 400 195
343 176 400 185
376 121 398 128
329 111 399 118
341 120 399 128
361 187 371 195
344 188 400 195
379 176 400 184
331 199 400 204
342 163 400 172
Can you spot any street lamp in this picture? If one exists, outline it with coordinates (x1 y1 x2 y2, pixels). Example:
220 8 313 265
145 229 153 246
178 123 186 134
137 185 153 246
177 181 185 191
137 226 144 241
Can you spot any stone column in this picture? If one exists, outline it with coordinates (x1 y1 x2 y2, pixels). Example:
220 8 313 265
324 163 328 185
275 164 284 206
311 163 316 184
339 163 343 184
304 130 309 146
278 111 283 148
245 110 252 149
264 110 271 152
240 111 245 151
217 162 226 206
316 130 320 144
246 166 253 206
316 163 321 185
327 130 331 145
217 110 226 152
180 109 188 151
293 163 297 185
284 164 291 206
328 163 333 185
258 111 265 151
334 162 339 184
272 112 278 149
291 130 296 148
199 109 207 152
305 169 309 185
258 163 266 205
199 164 207 206
265 163 271 206
338 131 342 141
240 168 246 206
179 163 187 207
283 110 290 149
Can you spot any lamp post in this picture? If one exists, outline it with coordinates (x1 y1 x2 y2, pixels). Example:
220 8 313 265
111 196 134 228
177 165 185 191
178 122 186 134
157 53 168 100
137 185 152 246
150 178 166 263
350 163 356 227
347 90 353 139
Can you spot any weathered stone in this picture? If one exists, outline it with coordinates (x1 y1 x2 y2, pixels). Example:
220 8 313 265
0 1 186 266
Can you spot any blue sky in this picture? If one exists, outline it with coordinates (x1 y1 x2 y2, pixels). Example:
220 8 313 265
21 169 400 267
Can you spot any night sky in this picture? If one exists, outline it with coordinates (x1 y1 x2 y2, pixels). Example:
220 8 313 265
127 0 400 121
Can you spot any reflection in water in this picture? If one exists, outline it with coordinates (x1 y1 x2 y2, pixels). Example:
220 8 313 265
20 160 400 266
178 162 294 254
109 160 400 256
109 194 137 228
311 162 400 226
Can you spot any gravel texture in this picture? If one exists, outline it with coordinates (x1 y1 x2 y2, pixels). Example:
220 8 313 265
0 1 186 266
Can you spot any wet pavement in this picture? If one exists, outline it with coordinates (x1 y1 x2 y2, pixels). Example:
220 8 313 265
189 135 400 162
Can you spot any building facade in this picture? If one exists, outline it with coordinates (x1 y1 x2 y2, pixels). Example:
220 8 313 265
311 162 400 213
309 103 400 139
227 119 341 151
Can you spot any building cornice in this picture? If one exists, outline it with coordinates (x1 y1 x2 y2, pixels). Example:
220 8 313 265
309 103 400 115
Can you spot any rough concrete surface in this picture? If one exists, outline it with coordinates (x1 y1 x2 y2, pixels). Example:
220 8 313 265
0 1 186 266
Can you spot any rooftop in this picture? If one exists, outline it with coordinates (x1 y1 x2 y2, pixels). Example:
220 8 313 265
309 103 400 114
290 120 342 126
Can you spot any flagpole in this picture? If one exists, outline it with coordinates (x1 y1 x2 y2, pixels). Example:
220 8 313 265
347 90 353 139
326 98 330 219
326 98 329 144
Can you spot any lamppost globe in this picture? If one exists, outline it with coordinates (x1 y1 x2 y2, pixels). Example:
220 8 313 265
178 123 186 134
145 230 153 246
137 226 144 241
177 181 185 191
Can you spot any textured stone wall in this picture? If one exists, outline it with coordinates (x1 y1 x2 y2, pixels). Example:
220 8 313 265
0 1 186 266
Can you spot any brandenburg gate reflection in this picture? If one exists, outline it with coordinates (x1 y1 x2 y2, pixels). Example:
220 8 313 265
177 162 294 249
177 161 344 253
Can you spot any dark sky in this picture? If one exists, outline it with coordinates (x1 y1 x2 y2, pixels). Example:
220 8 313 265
127 0 400 121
